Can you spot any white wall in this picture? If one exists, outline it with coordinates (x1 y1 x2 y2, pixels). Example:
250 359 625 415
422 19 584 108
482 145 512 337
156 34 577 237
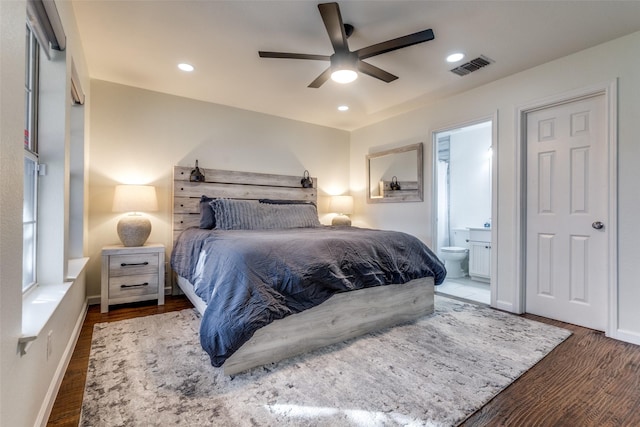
0 0 28 422
86 81 350 298
0 1 92 425
449 125 492 230
351 31 640 340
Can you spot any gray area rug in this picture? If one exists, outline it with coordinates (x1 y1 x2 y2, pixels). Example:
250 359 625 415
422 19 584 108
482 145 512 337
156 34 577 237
80 296 571 426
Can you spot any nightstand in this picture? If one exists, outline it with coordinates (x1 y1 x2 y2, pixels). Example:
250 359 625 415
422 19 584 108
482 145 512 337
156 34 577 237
101 243 165 313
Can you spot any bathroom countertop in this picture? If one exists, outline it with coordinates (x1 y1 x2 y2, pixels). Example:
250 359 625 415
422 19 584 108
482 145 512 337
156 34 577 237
468 227 491 231
469 227 492 243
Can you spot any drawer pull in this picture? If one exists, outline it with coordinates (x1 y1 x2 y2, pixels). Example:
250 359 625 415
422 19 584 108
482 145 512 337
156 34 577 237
120 282 149 289
120 261 149 267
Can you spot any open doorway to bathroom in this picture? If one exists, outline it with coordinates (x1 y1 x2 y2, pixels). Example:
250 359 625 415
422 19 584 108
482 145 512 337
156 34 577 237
433 119 494 305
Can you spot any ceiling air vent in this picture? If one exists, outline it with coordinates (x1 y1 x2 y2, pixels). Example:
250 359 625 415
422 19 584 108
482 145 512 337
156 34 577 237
450 55 494 77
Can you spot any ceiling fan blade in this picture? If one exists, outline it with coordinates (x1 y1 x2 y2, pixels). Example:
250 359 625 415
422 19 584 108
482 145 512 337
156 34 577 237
308 67 332 88
259 51 330 61
356 29 435 60
318 2 349 53
357 60 398 83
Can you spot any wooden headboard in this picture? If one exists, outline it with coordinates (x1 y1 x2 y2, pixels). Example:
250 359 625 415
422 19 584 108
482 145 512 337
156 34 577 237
173 166 318 242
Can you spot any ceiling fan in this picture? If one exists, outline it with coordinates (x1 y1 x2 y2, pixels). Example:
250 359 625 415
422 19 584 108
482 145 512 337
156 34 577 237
258 2 435 88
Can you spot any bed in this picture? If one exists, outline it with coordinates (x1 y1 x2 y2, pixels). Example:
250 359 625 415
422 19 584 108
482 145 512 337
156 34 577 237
171 166 446 375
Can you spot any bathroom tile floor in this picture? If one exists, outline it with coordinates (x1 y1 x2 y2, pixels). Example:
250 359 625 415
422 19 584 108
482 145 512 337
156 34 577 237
436 276 490 305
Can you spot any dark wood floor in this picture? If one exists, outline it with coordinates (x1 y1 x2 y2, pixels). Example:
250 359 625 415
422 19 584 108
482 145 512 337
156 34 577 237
462 313 640 427
47 296 194 426
47 296 640 426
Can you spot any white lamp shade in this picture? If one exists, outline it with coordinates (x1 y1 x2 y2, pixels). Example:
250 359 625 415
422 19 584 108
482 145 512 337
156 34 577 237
112 185 158 213
329 195 354 215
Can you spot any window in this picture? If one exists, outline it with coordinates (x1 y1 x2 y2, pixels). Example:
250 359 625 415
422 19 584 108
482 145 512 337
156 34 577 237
23 24 39 292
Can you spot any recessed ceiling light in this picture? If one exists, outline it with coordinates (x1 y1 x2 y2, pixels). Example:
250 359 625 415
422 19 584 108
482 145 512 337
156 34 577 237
446 53 465 63
178 63 194 72
338 105 349 112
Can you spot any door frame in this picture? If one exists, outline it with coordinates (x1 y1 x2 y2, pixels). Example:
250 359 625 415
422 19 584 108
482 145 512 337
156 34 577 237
431 113 498 306
514 80 618 337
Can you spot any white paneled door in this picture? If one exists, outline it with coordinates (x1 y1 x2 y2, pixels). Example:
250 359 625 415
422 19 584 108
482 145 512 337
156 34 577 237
525 94 607 331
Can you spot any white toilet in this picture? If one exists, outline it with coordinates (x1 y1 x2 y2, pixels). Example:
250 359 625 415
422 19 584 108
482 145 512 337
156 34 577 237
441 228 470 279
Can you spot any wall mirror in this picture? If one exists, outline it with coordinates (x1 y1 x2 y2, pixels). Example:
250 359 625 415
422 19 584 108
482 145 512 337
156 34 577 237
366 142 423 203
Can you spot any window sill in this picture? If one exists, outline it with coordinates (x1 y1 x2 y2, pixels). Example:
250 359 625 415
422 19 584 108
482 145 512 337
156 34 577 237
68 257 90 280
19 257 89 355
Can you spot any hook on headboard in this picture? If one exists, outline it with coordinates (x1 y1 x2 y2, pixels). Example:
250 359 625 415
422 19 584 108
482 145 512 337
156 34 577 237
301 170 313 188
190 160 205 182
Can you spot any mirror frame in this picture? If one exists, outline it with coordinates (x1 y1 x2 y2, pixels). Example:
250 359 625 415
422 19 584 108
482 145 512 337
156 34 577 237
366 142 424 204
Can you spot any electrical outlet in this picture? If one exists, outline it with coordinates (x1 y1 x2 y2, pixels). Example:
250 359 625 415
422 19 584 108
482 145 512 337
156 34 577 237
47 330 53 360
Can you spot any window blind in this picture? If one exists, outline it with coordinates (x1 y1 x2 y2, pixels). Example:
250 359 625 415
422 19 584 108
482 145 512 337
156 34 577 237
26 0 66 59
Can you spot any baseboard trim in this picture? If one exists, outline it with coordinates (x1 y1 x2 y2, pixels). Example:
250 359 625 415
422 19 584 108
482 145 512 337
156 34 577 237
609 328 640 346
87 294 101 306
35 299 88 427
495 300 515 313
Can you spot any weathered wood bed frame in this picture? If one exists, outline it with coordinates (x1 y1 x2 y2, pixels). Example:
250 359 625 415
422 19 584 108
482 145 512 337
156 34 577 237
172 166 435 375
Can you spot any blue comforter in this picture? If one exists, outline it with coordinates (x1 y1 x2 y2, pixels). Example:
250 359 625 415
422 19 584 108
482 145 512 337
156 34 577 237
171 226 446 367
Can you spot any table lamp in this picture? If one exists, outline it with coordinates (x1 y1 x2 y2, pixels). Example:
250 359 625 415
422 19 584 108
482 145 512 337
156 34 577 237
112 185 158 246
329 195 354 226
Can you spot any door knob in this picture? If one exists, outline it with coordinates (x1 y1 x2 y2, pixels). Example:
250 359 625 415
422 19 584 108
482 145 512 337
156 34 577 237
592 221 604 230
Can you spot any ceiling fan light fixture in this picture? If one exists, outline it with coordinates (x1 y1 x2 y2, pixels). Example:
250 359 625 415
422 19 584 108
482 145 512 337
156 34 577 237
331 68 358 84
330 51 358 84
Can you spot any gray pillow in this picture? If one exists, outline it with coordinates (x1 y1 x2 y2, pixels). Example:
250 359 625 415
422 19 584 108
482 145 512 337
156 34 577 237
199 195 216 229
211 199 320 230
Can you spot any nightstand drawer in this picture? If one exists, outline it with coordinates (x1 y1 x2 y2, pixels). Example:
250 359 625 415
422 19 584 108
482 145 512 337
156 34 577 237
109 273 159 299
109 253 159 276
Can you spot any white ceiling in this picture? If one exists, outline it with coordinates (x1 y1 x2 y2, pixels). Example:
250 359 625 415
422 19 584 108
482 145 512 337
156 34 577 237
71 0 640 131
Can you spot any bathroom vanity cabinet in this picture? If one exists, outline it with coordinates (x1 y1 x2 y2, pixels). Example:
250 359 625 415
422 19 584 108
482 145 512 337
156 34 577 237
469 228 491 282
